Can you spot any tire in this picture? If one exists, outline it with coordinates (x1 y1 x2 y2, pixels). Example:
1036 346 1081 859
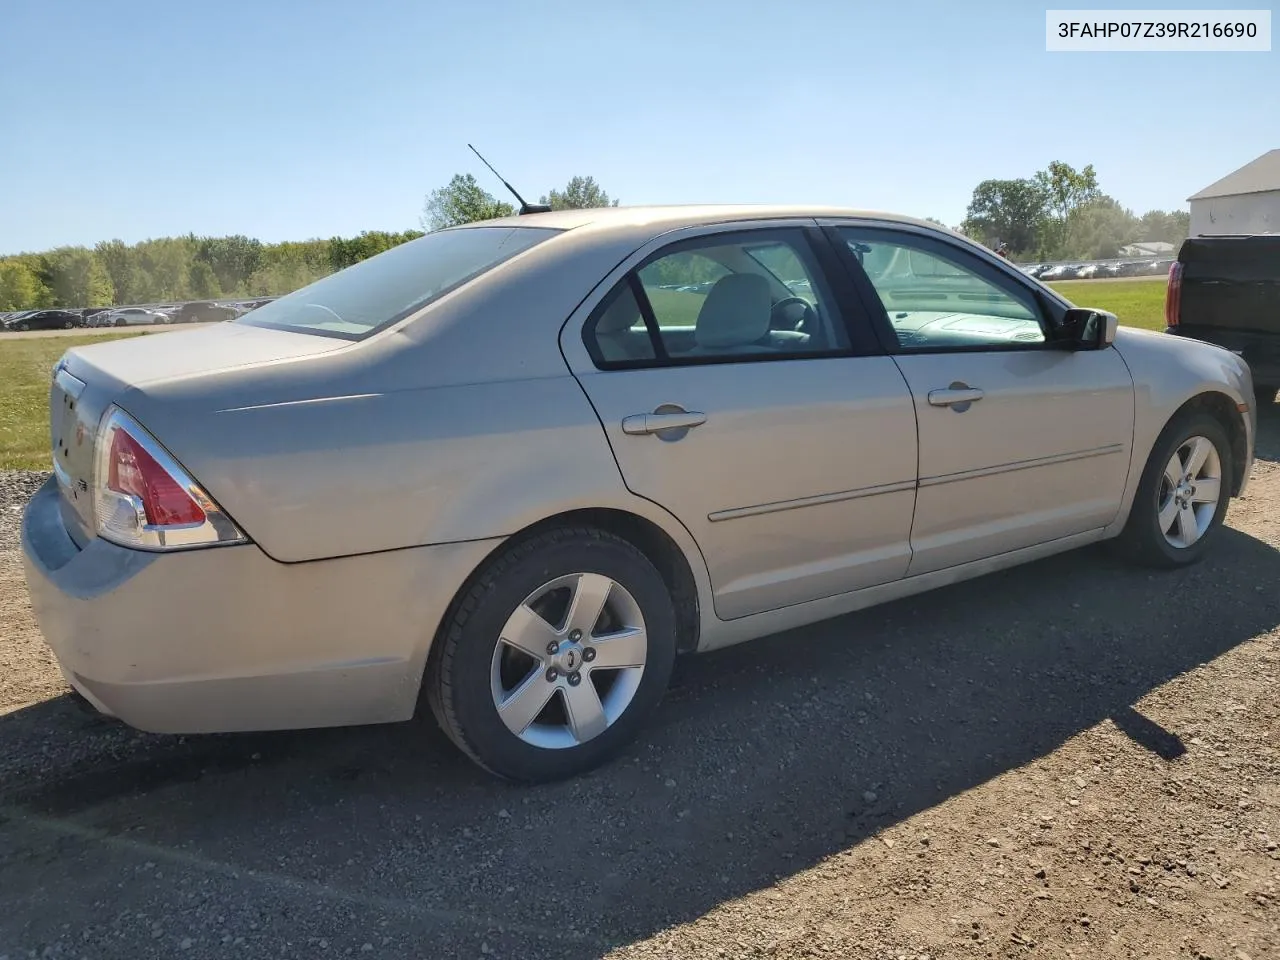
1113 410 1233 568
17 322 29 331
426 526 678 782
63 319 73 329
1255 385 1278 406
115 318 126 327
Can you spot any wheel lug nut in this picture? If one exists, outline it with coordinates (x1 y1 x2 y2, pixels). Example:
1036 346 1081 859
568 673 581 687
569 629 582 642
546 668 558 682
583 647 596 662
546 641 559 656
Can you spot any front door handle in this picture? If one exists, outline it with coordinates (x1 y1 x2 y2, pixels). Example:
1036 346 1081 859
622 406 707 437
927 384 985 408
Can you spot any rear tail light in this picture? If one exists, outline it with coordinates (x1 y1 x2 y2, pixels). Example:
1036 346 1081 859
93 406 246 551
1164 261 1183 329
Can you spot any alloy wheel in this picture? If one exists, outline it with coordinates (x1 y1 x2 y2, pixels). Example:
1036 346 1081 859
1157 435 1222 548
490 572 647 750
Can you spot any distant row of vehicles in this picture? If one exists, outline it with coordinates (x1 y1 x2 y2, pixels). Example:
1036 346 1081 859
1018 258 1176 281
1 298 278 332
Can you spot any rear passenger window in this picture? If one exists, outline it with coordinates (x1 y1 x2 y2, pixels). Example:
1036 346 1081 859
583 230 850 368
590 283 657 364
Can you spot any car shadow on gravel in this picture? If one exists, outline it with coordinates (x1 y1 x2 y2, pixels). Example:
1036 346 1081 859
3 522 1279 956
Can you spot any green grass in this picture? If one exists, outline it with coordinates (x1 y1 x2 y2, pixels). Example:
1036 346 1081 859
1047 278 1168 331
0 334 140 471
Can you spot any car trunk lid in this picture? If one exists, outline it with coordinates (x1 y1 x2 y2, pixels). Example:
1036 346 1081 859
51 323 349 546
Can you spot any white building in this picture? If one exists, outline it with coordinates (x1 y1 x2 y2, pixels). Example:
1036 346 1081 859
1188 149 1280 236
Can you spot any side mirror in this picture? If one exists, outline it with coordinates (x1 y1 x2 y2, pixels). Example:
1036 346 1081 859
1055 307 1118 350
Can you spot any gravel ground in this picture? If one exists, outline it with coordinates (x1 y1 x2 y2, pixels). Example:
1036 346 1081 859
1 419 1278 960
0 470 50 550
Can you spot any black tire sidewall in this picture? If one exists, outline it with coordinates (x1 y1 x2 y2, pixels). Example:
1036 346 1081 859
1128 411 1233 566
436 531 678 782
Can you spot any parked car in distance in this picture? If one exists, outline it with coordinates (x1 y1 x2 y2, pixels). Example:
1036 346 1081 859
174 300 239 323
79 308 111 325
23 205 1256 783
1165 234 1280 404
2 309 82 331
99 307 171 326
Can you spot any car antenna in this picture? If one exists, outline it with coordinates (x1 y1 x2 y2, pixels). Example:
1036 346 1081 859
468 144 552 215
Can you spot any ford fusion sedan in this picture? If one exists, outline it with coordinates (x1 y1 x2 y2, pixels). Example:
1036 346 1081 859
23 205 1255 781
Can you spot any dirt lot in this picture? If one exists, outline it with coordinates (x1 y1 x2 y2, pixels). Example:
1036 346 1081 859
1 416 1277 960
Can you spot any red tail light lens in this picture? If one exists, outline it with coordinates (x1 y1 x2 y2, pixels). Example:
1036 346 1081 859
106 427 206 526
1165 261 1183 329
92 407 245 551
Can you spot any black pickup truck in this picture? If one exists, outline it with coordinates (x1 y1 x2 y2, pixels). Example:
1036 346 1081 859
1166 234 1280 403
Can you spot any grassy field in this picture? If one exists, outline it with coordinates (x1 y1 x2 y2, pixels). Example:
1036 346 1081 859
0 334 139 471
0 279 1167 471
1047 278 1167 331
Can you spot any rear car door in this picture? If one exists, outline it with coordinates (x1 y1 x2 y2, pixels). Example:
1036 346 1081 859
559 222 919 621
825 221 1136 576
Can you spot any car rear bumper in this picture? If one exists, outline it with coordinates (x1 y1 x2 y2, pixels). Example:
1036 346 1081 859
21 476 500 734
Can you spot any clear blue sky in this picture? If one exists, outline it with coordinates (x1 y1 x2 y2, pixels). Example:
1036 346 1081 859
1 0 1275 253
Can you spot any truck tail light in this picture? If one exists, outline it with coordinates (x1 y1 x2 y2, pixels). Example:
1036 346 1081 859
93 407 246 551
1165 261 1183 329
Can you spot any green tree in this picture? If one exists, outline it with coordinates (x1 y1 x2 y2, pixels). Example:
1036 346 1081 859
134 238 196 301
961 178 1048 255
1034 161 1100 256
328 230 424 271
1035 161 1100 223
193 235 264 295
1063 196 1140 259
421 174 514 231
539 175 618 210
94 239 142 304
1137 209 1190 245
188 260 221 299
42 247 114 307
0 259 47 310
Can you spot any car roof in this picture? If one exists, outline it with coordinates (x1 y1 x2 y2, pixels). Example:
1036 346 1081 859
453 204 944 238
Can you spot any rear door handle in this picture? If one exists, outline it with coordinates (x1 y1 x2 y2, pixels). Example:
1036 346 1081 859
622 409 707 436
927 386 985 407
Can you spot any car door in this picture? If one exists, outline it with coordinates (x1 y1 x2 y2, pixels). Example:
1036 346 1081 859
825 221 1136 576
560 223 919 621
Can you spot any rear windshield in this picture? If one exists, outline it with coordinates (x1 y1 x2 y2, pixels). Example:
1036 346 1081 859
233 225 561 340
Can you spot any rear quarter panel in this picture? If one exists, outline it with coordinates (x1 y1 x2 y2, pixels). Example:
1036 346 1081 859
138 376 636 562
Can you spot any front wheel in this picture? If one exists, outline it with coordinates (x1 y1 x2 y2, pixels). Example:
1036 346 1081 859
426 527 677 782
1113 411 1233 568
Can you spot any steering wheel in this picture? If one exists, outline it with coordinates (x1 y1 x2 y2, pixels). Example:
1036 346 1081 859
770 295 817 333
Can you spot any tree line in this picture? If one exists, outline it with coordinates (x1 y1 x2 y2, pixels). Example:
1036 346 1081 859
0 173 617 312
958 160 1190 260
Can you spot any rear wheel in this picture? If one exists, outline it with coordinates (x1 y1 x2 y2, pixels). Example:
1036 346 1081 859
426 527 677 782
1114 411 1232 568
